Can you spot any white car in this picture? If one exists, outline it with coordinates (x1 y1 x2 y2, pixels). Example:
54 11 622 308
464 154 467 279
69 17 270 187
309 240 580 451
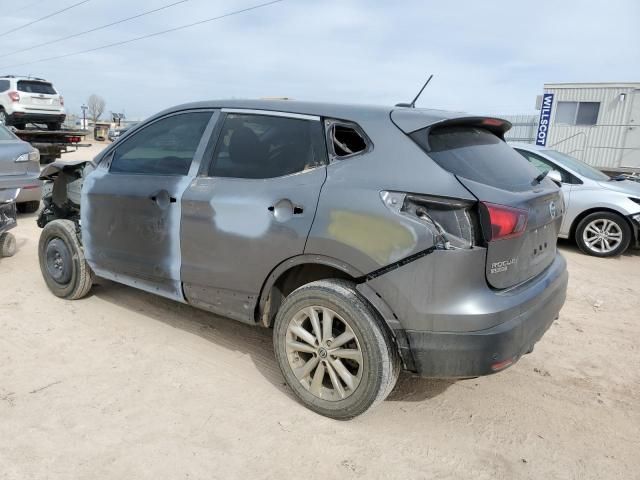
0 75 66 130
512 143 640 257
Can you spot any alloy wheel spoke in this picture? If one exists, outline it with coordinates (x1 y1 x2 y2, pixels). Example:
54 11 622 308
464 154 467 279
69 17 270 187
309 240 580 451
326 361 346 399
306 307 322 345
330 331 355 349
310 362 326 397
321 308 333 343
331 348 363 363
286 339 316 354
289 325 317 347
330 358 356 390
603 239 611 251
294 356 319 381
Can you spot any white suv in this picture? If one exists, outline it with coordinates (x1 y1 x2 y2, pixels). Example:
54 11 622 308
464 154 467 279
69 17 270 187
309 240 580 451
0 75 66 130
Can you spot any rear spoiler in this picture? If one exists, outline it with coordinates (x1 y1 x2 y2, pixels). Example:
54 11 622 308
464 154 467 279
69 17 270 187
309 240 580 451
391 109 512 147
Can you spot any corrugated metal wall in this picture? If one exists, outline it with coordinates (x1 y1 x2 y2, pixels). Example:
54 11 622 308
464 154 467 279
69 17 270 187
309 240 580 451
544 84 637 169
500 114 538 143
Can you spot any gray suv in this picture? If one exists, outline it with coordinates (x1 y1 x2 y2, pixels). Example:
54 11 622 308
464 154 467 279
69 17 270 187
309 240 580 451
36 100 568 419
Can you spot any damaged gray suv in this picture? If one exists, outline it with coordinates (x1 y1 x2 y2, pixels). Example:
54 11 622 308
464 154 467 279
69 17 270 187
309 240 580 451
37 100 568 419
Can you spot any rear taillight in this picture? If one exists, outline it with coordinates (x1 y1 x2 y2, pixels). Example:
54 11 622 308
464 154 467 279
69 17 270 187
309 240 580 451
8 91 19 102
481 202 528 241
381 191 481 249
59 95 64 106
67 136 81 143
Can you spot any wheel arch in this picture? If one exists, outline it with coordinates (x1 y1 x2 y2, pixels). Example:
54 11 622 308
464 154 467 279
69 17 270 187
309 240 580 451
569 206 634 240
255 254 364 328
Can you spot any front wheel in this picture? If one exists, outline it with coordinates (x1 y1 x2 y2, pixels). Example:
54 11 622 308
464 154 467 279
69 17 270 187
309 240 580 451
273 279 400 419
0 232 16 257
38 219 93 299
575 211 631 257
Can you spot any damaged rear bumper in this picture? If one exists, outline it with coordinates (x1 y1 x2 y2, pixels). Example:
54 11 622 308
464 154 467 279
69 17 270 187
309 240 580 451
357 248 568 377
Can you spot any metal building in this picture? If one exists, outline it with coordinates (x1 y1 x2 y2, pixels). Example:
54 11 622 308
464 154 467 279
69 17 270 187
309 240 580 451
534 82 640 171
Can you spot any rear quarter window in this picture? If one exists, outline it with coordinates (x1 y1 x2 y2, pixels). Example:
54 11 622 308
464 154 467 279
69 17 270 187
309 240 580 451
412 127 542 192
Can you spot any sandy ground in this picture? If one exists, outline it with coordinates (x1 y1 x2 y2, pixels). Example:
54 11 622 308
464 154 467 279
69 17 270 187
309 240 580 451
1 143 639 479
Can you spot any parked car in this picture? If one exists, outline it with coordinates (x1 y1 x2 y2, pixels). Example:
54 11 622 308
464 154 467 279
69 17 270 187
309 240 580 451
0 125 41 213
0 75 66 130
36 101 568 419
512 143 640 257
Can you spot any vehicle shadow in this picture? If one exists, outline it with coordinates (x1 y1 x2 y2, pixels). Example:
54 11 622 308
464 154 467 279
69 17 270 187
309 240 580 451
91 279 452 405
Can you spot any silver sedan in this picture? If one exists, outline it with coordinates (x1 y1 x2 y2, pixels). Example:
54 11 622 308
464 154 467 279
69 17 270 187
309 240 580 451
511 143 640 257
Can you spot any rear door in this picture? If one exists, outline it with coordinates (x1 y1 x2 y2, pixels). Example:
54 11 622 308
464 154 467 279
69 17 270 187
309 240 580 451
414 125 563 289
180 110 328 323
16 80 62 112
82 110 216 300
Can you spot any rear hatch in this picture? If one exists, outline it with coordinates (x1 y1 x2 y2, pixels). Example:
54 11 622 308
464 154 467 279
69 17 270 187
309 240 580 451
395 112 563 289
17 80 62 111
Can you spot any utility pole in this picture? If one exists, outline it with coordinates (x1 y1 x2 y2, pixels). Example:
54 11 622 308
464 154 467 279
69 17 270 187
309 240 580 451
80 104 88 129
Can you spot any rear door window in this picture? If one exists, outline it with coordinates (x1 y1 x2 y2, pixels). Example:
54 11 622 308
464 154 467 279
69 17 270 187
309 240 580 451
209 113 327 179
17 81 57 94
413 127 541 191
110 111 212 175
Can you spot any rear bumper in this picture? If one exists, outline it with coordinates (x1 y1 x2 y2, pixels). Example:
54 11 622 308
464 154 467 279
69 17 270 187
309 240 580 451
358 249 568 377
10 111 66 125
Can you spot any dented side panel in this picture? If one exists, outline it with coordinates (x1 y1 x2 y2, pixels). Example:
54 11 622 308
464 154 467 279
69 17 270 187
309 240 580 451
305 115 475 274
81 110 218 301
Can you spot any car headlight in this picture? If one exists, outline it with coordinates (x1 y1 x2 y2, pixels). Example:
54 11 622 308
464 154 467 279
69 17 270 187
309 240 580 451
15 149 40 163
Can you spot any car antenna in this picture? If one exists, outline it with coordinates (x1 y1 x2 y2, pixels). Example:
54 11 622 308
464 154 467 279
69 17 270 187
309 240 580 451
396 74 434 108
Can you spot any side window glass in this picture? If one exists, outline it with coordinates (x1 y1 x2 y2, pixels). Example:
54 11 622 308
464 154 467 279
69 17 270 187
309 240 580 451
517 150 571 183
209 114 326 179
328 122 369 158
110 111 212 175
0 80 9 92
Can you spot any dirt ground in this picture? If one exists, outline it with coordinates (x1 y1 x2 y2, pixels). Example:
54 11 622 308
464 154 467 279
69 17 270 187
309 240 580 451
1 143 639 479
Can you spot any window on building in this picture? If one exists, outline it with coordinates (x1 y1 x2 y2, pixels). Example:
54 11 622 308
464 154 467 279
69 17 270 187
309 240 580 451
209 113 327 179
555 101 600 126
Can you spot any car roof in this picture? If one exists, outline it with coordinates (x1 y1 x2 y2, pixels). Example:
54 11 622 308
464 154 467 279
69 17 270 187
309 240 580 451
158 99 477 127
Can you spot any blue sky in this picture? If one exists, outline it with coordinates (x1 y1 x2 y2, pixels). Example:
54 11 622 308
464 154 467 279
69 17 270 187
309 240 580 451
1 0 638 120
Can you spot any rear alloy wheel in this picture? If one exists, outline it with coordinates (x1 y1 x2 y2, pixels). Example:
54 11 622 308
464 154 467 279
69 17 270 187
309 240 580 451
0 232 16 257
273 279 400 419
576 212 631 257
38 219 93 299
0 109 7 126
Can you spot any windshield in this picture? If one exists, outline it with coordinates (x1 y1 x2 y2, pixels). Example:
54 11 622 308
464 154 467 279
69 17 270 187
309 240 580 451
542 149 610 181
0 125 17 140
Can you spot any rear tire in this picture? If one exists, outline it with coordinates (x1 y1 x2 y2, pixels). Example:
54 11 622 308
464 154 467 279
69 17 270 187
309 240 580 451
38 219 93 299
0 232 16 257
0 108 7 126
273 279 400 419
17 201 40 214
575 211 631 257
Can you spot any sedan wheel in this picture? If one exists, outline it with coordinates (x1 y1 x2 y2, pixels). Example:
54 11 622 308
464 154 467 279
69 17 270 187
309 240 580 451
576 212 631 257
0 110 7 125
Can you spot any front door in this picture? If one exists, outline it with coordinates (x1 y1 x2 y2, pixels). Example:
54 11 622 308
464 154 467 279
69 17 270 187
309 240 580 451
82 110 216 300
181 110 328 323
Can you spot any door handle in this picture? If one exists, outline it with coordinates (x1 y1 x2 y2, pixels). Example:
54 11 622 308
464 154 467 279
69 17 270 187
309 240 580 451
149 190 176 208
267 199 304 221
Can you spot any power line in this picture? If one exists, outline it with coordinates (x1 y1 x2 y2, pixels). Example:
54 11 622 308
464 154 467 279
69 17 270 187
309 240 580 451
0 0 92 38
0 0 191 59
0 0 284 70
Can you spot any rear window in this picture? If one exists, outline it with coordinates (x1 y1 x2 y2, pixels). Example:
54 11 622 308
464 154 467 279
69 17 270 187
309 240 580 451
17 81 57 95
413 127 542 191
